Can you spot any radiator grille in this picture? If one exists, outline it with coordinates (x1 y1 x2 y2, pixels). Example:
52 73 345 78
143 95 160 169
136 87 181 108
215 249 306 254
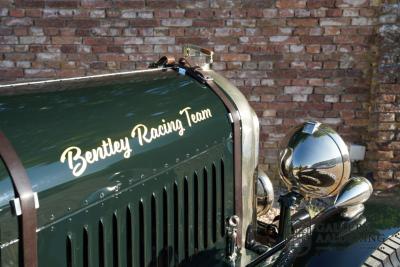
58 158 233 267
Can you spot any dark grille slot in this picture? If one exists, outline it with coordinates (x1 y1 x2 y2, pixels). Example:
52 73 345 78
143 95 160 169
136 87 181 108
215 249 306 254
66 235 72 267
99 221 105 267
221 159 225 237
184 178 189 258
151 194 157 266
187 174 195 257
214 161 222 239
132 203 141 267
112 213 119 267
55 155 230 267
197 170 204 251
83 227 89 267
173 182 179 264
203 168 208 248
193 173 199 251
212 163 217 243
126 207 133 267
162 188 169 265
139 201 145 267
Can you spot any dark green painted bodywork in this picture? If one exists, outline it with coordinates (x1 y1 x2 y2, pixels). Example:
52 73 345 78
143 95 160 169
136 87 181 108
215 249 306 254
0 69 236 266
0 67 399 267
177 189 400 267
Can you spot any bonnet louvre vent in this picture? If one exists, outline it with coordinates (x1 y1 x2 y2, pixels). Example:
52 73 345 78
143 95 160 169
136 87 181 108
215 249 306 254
62 159 230 266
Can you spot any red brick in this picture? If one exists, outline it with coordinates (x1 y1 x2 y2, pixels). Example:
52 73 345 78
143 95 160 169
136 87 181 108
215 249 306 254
0 68 24 80
57 69 85 77
324 61 338 69
287 18 318 27
324 27 341 35
193 19 224 27
359 8 375 17
46 1 79 8
169 9 185 18
300 36 333 44
91 46 108 53
129 19 159 27
14 27 27 36
307 0 335 8
300 103 332 111
67 19 98 28
98 53 129 62
247 8 264 18
276 0 306 8
60 45 77 53
306 45 320 53
176 37 208 45
35 18 66 27
15 0 45 8
9 9 25 17
24 68 56 78
147 0 178 8
25 9 42 17
83 37 113 45
341 28 357 35
334 35 365 44
326 9 342 17
52 36 82 45
114 1 144 8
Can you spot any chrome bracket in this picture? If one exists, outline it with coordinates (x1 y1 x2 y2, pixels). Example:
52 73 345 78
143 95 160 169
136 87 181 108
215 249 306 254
225 215 240 263
178 67 186 75
340 203 364 220
204 75 214 81
228 113 234 123
10 192 39 216
183 44 214 70
302 121 321 134
228 111 241 124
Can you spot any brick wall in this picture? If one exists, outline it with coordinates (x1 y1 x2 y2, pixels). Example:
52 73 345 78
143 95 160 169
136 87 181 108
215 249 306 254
366 2 400 182
0 0 397 183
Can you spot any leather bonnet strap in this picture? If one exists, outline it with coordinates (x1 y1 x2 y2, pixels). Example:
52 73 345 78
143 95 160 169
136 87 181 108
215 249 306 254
0 132 38 267
191 69 243 245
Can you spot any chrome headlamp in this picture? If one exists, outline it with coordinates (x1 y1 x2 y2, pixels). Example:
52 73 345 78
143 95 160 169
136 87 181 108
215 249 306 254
279 121 351 199
256 169 274 217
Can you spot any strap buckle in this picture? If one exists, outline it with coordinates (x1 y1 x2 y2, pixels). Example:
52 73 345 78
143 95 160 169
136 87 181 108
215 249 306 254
10 192 39 216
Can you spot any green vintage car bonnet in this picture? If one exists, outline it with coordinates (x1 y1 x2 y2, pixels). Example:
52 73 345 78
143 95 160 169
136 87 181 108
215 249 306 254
0 69 236 266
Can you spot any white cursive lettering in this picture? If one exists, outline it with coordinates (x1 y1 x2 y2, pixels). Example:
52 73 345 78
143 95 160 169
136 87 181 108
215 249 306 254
60 137 132 177
61 106 213 177
179 106 212 127
131 118 185 146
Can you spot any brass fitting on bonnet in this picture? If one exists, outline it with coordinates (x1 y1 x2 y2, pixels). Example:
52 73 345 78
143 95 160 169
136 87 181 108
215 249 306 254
225 215 240 263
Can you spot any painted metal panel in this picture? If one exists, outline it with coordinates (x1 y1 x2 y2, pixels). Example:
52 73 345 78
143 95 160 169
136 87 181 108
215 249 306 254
0 69 235 266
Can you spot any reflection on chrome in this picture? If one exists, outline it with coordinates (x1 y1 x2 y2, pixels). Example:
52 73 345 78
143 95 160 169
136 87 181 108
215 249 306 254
256 169 274 216
279 121 351 199
334 176 373 208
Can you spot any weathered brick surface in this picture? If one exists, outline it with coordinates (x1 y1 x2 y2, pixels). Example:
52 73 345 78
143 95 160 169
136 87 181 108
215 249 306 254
365 2 400 181
0 0 395 182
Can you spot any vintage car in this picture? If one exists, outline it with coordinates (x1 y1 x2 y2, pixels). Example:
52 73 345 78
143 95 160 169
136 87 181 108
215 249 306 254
0 46 399 267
